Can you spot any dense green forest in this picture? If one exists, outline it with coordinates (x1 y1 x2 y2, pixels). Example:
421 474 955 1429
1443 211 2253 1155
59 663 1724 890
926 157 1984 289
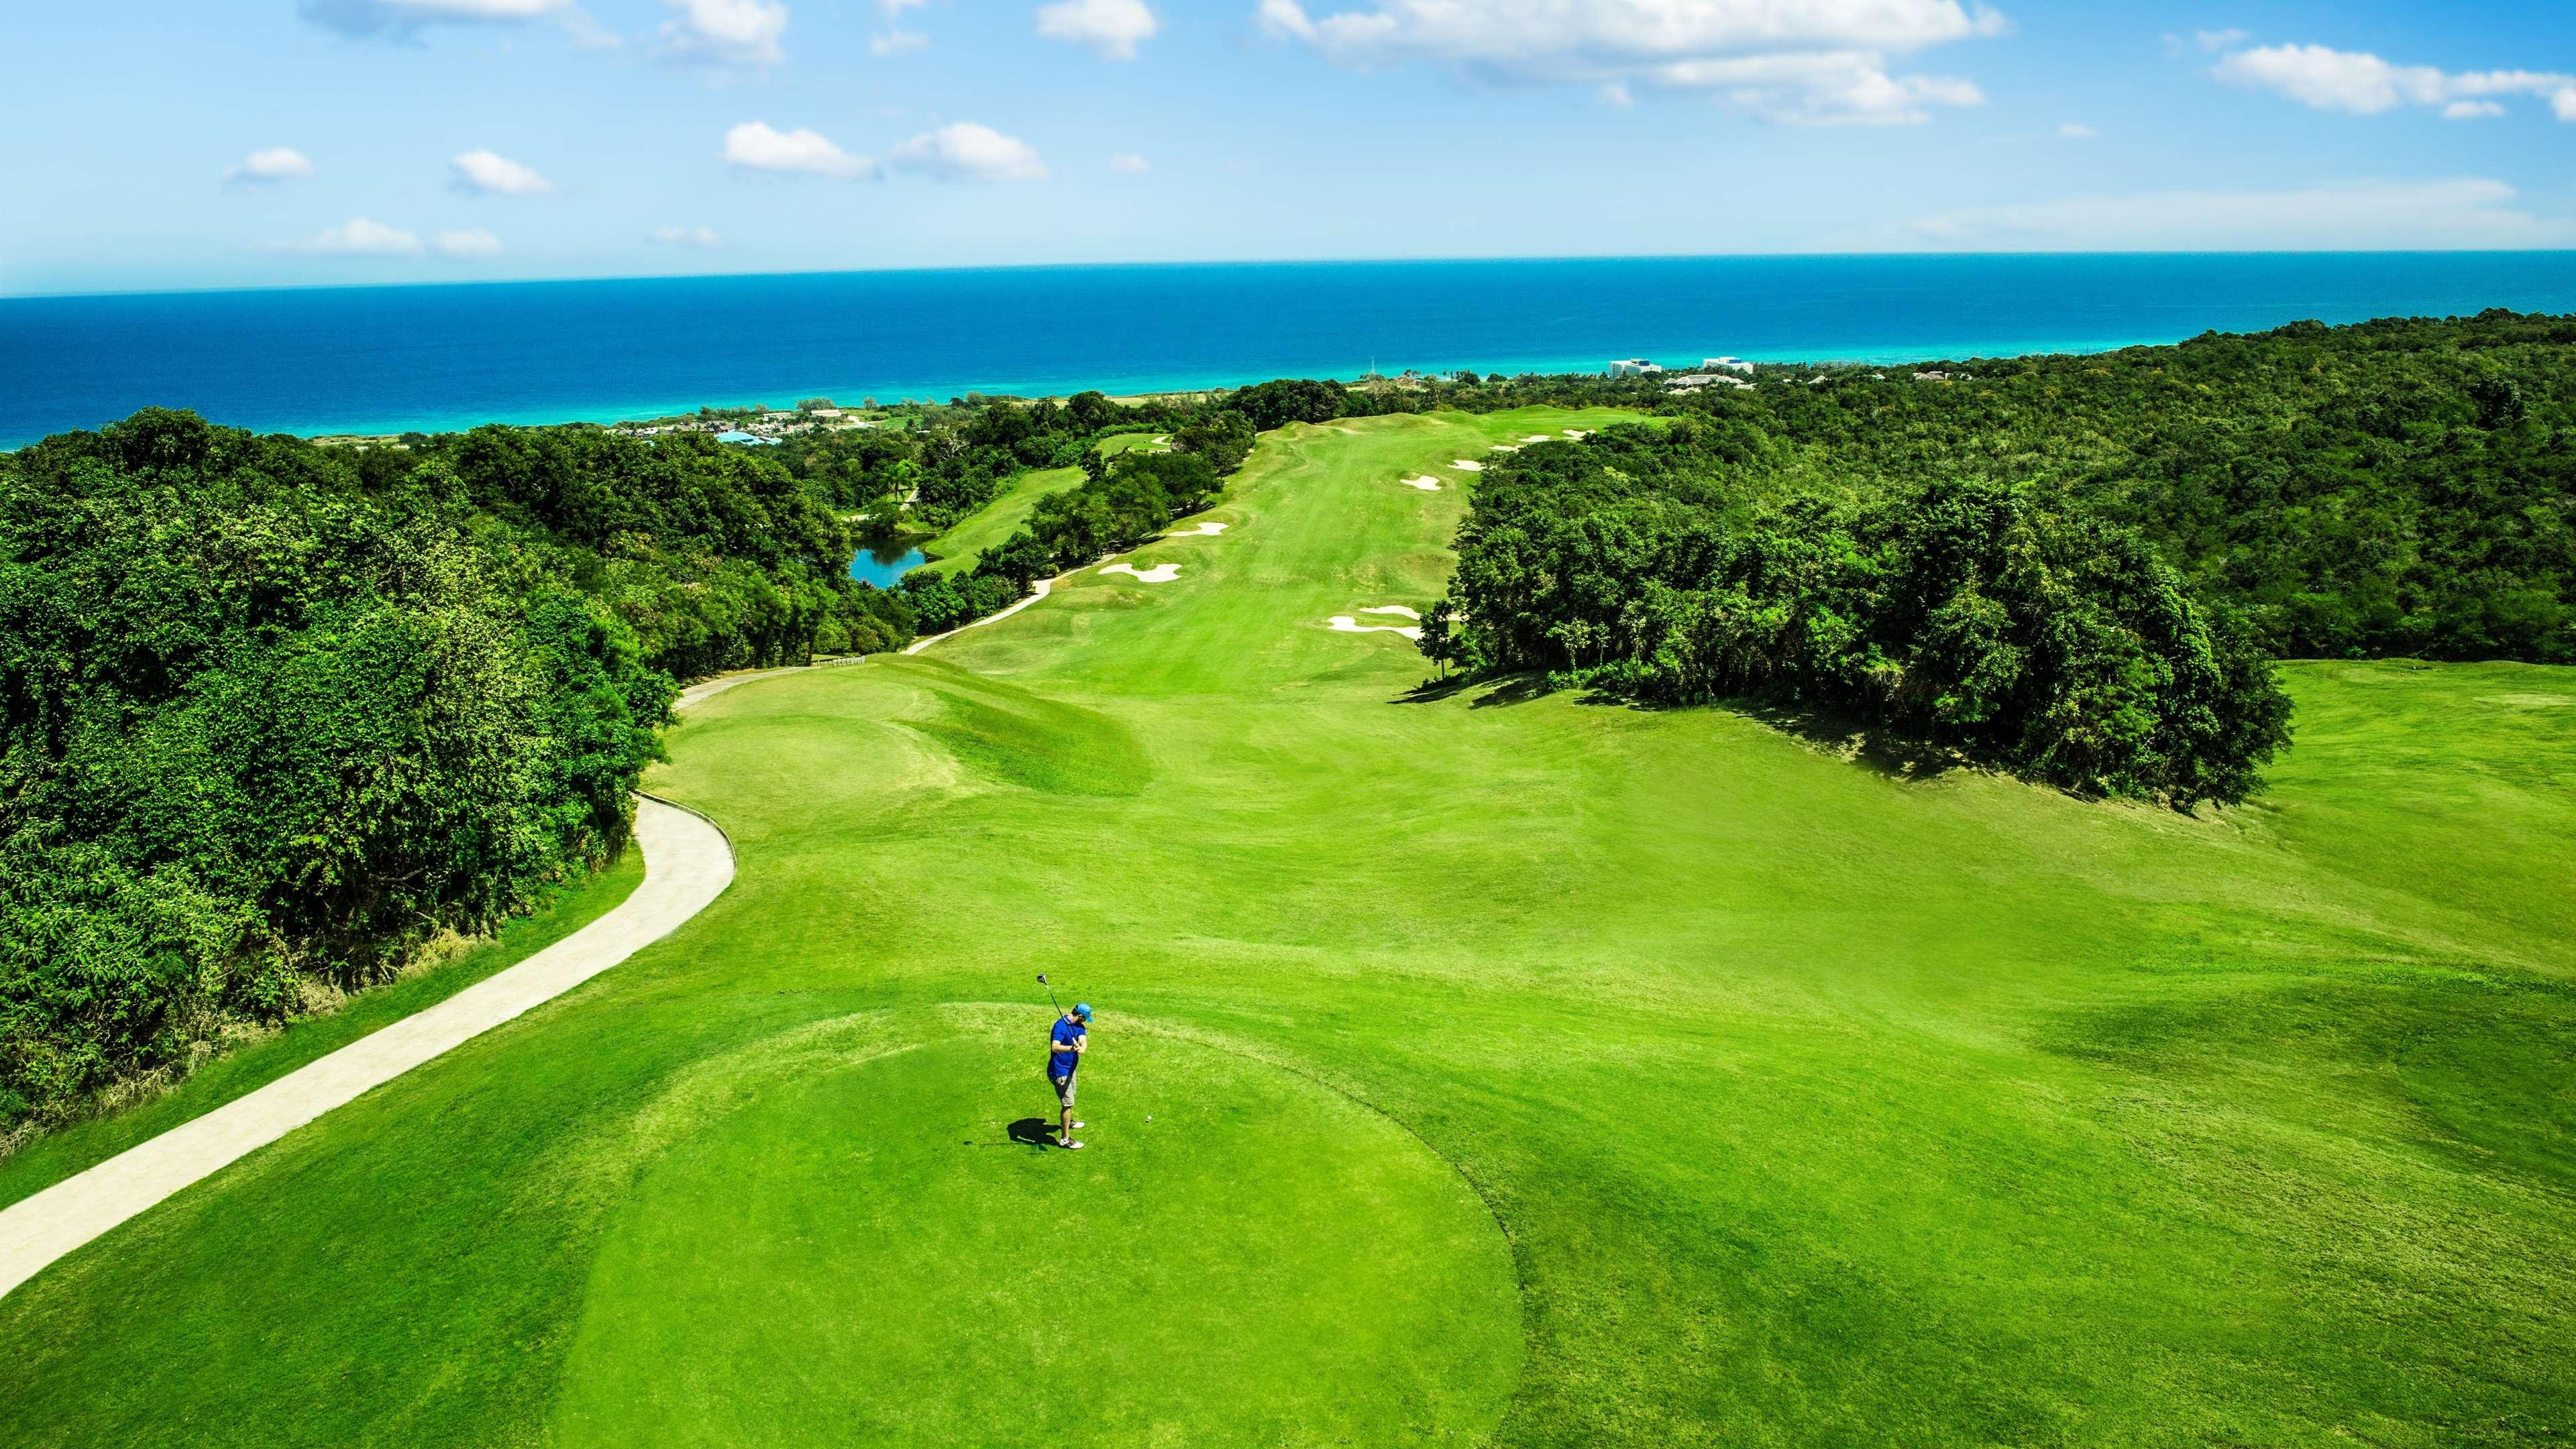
1408 311 2572 802
1392 311 2575 665
0 410 906 1132
1421 427 2292 806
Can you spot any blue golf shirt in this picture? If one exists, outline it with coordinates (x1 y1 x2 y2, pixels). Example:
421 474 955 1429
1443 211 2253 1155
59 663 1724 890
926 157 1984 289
1049 1016 1085 1080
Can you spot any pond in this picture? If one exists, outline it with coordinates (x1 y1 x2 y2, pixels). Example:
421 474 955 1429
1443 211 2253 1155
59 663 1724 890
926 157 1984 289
849 543 928 588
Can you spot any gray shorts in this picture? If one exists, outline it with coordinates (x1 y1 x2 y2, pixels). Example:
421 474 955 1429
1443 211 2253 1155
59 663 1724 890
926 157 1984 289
1051 1072 1077 1108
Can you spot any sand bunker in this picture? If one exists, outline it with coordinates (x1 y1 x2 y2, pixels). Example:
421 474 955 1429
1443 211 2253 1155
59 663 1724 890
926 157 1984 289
1519 434 1554 443
1101 561 1183 584
1328 614 1423 642
1165 521 1229 537
1359 605 1423 621
1562 429 1591 439
1152 435 1170 445
1448 460 1484 472
1400 476 1443 491
1489 444 1520 452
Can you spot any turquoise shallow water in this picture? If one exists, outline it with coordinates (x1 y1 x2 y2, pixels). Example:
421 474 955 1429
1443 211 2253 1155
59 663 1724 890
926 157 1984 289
8 253 2576 448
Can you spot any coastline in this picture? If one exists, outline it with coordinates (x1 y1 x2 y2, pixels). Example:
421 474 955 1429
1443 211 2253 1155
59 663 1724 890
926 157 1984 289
13 251 2576 450
7 337 2171 450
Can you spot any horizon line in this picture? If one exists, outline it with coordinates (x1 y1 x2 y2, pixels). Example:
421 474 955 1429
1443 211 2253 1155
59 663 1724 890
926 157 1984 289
10 247 2576 305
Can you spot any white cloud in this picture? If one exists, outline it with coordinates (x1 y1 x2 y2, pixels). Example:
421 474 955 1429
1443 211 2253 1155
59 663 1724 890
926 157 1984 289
653 225 723 247
435 229 502 258
225 147 315 184
2196 28 2246 52
890 121 1046 180
722 121 878 178
1254 0 2004 125
2056 121 2097 138
660 0 788 65
871 27 928 54
449 149 553 195
1109 152 1151 173
1600 80 1635 108
281 216 425 256
2214 43 2576 120
1036 0 1157 60
1882 177 2576 252
2443 100 2504 120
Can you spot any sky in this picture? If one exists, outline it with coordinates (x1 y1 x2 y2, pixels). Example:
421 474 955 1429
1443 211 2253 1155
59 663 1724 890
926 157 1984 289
5 1 2573 296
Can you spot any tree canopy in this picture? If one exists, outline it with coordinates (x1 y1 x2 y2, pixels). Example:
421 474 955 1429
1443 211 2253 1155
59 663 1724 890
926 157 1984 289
0 409 911 1130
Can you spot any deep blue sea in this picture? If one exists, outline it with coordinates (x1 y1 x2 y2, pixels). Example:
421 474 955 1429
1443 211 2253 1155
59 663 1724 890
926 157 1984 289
9 253 2576 450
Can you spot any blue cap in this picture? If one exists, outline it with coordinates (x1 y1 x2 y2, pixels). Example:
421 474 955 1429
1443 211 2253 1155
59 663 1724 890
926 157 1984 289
1073 1003 1093 1021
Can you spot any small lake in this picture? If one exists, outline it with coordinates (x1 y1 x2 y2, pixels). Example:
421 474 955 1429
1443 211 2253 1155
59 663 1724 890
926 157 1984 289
849 543 927 588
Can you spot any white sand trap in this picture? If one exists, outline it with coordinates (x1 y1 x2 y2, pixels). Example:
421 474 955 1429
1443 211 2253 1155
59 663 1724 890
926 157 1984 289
1562 429 1591 439
1489 444 1520 452
1519 433 1554 443
1399 475 1443 490
1152 435 1170 444
1448 460 1484 472
1101 561 1182 583
1165 521 1229 537
1359 604 1423 621
1327 614 1423 642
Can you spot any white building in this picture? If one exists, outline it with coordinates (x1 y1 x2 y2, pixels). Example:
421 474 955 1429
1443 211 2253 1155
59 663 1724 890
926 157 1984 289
1701 356 1755 374
1605 358 1664 377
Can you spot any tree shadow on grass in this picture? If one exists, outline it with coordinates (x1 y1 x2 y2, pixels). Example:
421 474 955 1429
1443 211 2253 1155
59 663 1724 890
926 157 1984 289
1393 672 1970 785
1729 698 1966 785
1391 672 1552 708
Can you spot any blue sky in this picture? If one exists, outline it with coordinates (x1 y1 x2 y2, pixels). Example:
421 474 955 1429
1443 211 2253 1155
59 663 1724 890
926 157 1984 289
5 1 2573 295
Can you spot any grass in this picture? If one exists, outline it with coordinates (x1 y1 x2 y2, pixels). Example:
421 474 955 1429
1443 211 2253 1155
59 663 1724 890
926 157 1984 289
914 431 1169 577
3 407 2571 1446
0 849 644 1213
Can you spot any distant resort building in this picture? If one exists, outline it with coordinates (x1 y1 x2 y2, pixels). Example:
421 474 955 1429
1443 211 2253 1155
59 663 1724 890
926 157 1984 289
1604 358 1664 377
1700 357 1754 374
715 429 781 445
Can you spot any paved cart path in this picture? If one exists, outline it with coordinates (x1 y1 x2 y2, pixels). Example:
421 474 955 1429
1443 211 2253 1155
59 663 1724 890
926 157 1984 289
0 795 735 1303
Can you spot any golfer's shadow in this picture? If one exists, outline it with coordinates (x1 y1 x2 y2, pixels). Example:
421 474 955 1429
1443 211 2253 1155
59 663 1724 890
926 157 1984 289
1006 1117 1055 1148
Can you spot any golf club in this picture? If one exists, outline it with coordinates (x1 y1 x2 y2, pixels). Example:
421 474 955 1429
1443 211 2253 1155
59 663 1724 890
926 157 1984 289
1037 972 1064 1015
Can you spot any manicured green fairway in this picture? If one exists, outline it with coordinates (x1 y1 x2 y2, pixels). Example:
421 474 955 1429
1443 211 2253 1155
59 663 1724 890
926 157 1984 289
3 407 2571 1447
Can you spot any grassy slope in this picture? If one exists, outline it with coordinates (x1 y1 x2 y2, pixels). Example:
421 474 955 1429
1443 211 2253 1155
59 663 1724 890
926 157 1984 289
916 432 1170 577
0 851 644 1212
3 409 2571 1448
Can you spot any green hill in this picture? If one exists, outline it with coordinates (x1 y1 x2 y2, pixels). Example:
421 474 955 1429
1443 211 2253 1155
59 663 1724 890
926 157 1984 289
4 407 2570 1447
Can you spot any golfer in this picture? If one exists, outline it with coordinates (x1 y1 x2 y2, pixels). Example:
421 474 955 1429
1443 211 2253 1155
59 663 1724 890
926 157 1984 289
1048 1003 1092 1149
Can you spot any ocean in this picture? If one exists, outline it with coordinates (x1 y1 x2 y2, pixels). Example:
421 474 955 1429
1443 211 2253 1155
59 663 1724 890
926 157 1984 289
8 252 2576 449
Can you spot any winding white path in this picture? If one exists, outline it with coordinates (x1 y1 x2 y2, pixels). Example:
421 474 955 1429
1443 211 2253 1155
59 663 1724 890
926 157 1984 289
903 573 1065 655
0 782 739 1302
